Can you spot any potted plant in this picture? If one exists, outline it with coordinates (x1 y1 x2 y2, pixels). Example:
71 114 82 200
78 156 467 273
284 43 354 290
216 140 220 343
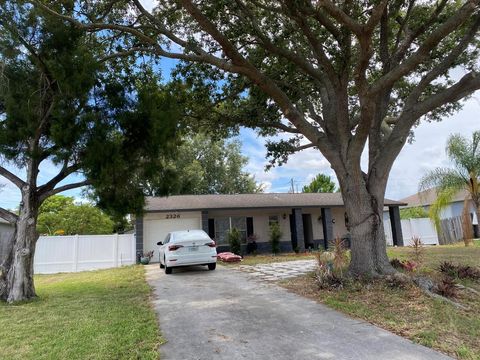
140 251 154 265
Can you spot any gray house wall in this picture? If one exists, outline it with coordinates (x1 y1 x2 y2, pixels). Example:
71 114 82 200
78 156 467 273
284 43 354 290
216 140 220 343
0 222 14 265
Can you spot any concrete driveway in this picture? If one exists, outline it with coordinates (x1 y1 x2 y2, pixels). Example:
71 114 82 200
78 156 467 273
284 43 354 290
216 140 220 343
145 264 451 360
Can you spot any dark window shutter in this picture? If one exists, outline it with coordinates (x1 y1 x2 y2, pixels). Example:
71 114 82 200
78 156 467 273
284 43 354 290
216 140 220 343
246 217 254 237
208 219 215 239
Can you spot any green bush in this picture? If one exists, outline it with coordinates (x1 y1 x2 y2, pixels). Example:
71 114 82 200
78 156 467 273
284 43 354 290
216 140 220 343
269 222 282 255
228 227 242 255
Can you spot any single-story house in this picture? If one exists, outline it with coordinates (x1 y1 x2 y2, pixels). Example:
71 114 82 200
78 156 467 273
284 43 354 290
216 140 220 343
135 193 405 257
400 188 478 225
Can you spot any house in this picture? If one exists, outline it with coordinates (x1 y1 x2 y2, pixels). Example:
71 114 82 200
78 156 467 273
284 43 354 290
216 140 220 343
400 188 478 228
135 193 405 257
0 218 14 264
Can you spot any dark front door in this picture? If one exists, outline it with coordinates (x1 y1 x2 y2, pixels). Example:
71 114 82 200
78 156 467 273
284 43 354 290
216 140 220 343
302 214 313 249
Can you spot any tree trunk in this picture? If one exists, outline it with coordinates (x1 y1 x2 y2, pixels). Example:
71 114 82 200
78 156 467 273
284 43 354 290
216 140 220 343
4 190 39 303
341 176 395 277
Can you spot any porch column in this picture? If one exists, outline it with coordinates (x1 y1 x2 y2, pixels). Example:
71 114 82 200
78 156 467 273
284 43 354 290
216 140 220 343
321 208 333 249
135 216 144 262
291 208 305 252
389 206 404 246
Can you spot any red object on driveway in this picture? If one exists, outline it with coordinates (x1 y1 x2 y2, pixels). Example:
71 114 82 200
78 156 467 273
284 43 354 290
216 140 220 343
217 252 242 262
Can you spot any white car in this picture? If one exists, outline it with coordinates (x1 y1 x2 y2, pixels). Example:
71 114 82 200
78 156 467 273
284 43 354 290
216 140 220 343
157 229 217 274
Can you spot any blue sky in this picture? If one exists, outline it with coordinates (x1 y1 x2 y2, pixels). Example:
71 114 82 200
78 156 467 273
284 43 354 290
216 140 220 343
1 1 479 208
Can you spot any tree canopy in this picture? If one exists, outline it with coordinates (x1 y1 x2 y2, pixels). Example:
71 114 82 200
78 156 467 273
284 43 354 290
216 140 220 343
37 196 114 235
28 0 480 277
302 174 336 193
0 1 183 302
145 134 262 196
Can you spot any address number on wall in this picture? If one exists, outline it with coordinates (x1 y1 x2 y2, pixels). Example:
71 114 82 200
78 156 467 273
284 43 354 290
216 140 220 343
165 213 181 219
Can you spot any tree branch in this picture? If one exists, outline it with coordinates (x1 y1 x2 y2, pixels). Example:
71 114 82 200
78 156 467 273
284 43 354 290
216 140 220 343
39 180 90 203
37 162 80 197
0 166 25 189
371 0 479 95
317 0 362 35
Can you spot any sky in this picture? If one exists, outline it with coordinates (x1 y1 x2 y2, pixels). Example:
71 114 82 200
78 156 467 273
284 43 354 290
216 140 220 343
0 1 479 209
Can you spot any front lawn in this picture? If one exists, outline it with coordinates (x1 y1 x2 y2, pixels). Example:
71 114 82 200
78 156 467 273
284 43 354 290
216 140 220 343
220 252 315 266
0 266 162 360
281 241 480 360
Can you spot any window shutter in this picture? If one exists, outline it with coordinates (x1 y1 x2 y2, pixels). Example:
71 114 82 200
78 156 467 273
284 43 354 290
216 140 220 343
208 219 215 239
246 217 254 237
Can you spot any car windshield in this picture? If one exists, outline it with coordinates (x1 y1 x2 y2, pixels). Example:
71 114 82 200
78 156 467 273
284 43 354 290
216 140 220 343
171 231 211 242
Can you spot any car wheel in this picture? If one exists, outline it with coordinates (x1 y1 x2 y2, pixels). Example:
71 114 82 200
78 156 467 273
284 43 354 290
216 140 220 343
159 261 165 269
208 263 216 271
165 266 172 274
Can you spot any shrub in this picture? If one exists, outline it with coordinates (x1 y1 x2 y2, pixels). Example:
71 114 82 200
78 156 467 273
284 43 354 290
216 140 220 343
389 258 418 272
269 222 282 255
315 263 344 290
227 227 242 255
390 258 404 269
439 262 480 280
332 237 348 273
410 236 424 265
436 277 458 298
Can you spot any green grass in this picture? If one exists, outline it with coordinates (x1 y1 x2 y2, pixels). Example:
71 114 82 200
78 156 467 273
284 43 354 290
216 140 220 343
0 266 162 360
281 241 480 359
220 252 315 266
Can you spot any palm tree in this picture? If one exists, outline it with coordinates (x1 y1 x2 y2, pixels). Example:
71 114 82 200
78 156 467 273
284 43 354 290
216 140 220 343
419 131 480 233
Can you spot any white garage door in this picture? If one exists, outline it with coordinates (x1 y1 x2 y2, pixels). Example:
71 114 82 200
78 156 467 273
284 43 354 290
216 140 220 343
144 217 201 254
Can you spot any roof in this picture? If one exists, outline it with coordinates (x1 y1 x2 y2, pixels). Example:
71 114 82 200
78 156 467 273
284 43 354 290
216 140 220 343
0 218 10 224
145 193 406 212
400 188 470 208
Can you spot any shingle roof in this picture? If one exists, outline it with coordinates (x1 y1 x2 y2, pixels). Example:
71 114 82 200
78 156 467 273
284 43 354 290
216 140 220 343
400 188 470 208
145 193 406 212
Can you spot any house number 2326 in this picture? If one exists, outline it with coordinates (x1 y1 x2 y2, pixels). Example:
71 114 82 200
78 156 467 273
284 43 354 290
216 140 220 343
165 214 180 219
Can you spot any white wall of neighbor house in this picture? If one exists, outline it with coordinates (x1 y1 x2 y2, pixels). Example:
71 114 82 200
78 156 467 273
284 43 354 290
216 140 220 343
143 211 202 254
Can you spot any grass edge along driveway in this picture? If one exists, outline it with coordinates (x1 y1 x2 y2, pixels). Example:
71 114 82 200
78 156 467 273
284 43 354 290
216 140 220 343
0 265 163 360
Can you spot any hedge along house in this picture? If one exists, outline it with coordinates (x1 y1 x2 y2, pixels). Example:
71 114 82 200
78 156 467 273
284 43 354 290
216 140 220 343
135 193 406 257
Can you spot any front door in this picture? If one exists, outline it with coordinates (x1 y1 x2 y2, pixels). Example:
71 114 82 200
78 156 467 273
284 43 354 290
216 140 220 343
302 214 313 249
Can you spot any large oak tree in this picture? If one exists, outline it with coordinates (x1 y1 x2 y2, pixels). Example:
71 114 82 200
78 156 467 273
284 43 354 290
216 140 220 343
35 0 480 276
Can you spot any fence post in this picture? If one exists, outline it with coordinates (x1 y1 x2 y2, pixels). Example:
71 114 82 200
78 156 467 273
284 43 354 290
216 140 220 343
113 233 119 268
73 234 79 272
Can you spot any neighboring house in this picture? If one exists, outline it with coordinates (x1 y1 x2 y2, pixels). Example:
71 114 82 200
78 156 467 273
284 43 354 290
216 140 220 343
400 188 478 226
0 218 14 264
135 193 405 257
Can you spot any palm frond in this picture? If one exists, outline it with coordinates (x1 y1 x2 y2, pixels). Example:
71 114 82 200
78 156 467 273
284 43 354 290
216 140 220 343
429 187 458 234
419 168 466 193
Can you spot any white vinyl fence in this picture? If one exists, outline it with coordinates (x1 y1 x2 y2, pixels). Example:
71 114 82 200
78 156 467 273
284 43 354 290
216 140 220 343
384 217 439 246
34 234 136 274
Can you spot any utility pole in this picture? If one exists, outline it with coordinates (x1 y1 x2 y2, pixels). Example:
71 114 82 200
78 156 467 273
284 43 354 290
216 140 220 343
290 178 295 193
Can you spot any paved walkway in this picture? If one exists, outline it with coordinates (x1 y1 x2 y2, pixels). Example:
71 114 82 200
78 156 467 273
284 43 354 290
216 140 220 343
235 259 317 281
145 264 451 360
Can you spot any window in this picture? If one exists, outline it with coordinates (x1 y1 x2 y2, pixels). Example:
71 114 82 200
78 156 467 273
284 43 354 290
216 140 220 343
214 217 247 244
269 215 279 226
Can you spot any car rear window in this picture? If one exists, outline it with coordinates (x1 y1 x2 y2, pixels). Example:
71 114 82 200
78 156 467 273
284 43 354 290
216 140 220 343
172 231 210 242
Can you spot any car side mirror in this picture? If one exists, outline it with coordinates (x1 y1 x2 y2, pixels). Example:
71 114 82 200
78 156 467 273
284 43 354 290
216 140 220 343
157 241 163 246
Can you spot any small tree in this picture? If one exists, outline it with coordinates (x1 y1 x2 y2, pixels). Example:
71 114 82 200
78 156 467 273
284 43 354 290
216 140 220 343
302 174 336 193
400 207 429 220
269 222 282 255
227 228 242 255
